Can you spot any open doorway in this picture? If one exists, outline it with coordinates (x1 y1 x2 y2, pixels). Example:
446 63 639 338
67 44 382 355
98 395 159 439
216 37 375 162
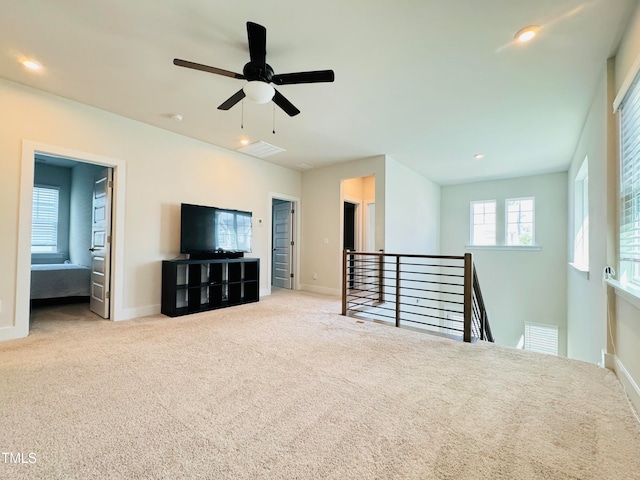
12 141 127 341
30 154 114 323
270 195 300 292
341 175 375 252
343 200 358 289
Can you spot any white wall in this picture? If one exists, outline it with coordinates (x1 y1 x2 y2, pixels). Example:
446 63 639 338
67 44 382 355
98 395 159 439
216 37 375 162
585 0 640 405
564 1 640 409
384 156 440 255
300 156 386 294
566 67 609 364
441 172 568 353
0 78 301 339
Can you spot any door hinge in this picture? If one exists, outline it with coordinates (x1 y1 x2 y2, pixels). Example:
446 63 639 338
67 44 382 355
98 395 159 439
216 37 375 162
107 235 112 243
108 180 113 188
106 291 111 299
291 209 295 214
290 273 294 278
290 241 294 246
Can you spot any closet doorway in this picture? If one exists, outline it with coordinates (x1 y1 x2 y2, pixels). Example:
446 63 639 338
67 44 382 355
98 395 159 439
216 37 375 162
271 199 294 289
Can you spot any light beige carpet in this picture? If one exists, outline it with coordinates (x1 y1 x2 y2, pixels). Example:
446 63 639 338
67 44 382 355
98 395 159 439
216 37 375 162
1 290 639 479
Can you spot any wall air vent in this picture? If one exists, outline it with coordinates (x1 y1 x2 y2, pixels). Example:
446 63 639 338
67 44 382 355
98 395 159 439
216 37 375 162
236 141 286 159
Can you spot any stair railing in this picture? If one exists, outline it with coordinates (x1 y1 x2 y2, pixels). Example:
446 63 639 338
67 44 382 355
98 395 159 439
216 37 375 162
342 250 493 343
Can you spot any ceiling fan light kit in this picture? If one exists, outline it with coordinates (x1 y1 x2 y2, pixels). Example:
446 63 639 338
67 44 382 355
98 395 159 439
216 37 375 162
243 81 275 104
174 21 335 117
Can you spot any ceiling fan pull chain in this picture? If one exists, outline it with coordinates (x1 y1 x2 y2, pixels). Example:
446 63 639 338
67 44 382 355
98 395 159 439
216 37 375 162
241 100 244 129
273 103 276 134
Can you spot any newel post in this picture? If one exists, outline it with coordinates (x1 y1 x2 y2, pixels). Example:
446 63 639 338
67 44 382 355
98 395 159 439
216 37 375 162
341 249 348 315
463 253 473 343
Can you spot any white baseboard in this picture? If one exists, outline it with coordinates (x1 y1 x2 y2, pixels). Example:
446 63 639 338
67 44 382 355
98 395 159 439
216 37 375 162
0 324 29 343
300 284 341 296
259 288 271 297
115 304 161 322
605 353 640 415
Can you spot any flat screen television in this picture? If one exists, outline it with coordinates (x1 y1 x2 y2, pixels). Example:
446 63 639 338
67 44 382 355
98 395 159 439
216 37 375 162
180 203 252 256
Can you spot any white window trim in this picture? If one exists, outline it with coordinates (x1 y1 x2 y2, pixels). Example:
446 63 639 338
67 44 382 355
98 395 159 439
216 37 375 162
572 158 589 272
606 278 640 311
569 262 590 280
465 245 542 251
618 68 640 289
505 196 535 247
469 199 497 246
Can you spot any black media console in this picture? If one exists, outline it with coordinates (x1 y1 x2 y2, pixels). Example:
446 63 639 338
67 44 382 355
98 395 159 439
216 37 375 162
161 257 259 317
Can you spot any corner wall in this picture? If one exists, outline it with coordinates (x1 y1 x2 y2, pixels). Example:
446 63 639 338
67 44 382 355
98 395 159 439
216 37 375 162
300 155 442 295
0 78 301 340
604 1 640 407
441 172 568 353
300 156 386 294
384 156 440 255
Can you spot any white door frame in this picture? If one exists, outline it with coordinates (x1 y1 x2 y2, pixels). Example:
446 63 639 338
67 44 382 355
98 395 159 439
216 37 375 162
12 140 127 340
267 192 300 296
342 196 362 252
365 202 375 252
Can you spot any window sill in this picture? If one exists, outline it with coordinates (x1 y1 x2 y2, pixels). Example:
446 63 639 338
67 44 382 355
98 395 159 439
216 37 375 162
606 278 640 311
569 263 590 279
465 245 542 251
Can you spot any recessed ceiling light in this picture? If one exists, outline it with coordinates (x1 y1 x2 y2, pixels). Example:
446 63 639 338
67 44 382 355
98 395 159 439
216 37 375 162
22 59 42 70
515 26 540 43
473 153 485 160
170 113 183 122
240 139 250 146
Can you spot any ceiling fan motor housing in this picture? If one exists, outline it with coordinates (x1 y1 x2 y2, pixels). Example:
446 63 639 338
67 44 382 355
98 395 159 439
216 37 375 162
173 21 334 116
243 62 274 83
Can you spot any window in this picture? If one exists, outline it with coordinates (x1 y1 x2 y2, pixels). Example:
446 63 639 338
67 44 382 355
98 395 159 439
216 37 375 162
470 200 496 245
573 158 589 269
506 197 534 246
619 73 640 287
31 185 60 253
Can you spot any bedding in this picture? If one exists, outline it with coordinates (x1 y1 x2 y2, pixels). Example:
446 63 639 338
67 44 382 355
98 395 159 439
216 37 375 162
30 264 91 300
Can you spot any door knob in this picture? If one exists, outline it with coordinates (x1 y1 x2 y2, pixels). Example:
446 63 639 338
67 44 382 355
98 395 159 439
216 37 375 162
89 247 96 252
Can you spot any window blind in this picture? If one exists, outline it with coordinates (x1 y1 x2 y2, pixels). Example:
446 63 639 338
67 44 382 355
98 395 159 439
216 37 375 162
32 185 59 250
620 73 640 265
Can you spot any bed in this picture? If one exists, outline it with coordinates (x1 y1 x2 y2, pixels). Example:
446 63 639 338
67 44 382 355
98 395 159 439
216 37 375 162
30 264 91 300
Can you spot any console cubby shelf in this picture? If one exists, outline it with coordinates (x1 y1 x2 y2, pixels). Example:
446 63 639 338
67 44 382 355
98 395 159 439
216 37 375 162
161 257 260 317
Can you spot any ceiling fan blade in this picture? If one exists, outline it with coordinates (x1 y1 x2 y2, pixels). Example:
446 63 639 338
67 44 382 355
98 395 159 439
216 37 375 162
173 58 244 79
218 89 246 110
273 89 300 117
272 70 335 85
246 22 267 68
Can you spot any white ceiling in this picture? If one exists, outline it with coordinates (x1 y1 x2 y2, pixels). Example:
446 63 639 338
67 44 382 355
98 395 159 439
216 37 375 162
0 0 636 184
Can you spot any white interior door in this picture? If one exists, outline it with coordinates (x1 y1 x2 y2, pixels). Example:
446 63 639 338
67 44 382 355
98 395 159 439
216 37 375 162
90 168 112 318
272 201 293 289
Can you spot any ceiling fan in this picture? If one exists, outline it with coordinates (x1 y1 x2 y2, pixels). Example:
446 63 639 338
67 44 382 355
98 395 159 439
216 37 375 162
173 21 335 117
